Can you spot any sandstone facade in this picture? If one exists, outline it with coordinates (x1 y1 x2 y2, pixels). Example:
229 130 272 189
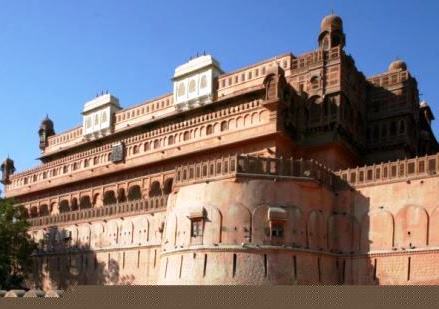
2 14 439 288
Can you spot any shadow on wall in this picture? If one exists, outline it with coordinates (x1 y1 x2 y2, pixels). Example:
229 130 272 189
29 226 135 290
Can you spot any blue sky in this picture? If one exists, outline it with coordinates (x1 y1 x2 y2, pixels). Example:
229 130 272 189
1 0 439 173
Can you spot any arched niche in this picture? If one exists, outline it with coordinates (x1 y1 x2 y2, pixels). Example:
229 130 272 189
360 210 394 251
307 210 326 250
395 205 428 248
221 202 251 244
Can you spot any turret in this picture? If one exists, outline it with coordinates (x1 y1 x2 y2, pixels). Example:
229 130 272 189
1 157 15 185
318 14 346 50
38 115 55 151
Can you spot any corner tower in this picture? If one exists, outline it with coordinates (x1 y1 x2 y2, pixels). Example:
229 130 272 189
38 115 55 151
318 14 346 50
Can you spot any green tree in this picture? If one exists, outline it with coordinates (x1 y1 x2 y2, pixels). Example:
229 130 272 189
0 198 37 289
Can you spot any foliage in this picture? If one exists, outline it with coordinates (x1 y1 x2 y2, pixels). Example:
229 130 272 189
0 198 36 289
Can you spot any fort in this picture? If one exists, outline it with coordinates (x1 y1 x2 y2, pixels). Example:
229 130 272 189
2 14 439 287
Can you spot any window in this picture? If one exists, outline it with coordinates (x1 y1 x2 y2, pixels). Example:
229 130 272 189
220 121 228 132
144 142 150 152
271 223 284 238
177 83 185 97
206 125 213 135
133 145 139 154
189 80 196 93
191 219 203 237
183 131 190 141
200 76 207 89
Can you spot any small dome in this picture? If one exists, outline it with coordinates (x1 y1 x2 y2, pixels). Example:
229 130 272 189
2 157 14 166
420 100 429 108
40 115 54 130
320 14 343 32
388 59 407 72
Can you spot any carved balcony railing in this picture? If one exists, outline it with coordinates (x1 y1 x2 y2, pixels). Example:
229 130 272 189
27 195 169 228
175 154 338 188
336 154 439 187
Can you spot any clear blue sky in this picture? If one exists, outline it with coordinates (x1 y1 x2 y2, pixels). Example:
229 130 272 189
1 0 439 173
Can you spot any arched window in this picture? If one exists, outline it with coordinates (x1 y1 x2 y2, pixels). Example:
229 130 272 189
79 196 92 209
117 188 127 203
183 131 190 141
103 191 117 206
149 181 162 197
154 139 160 149
71 198 79 211
133 145 139 154
59 200 70 213
310 76 319 90
128 185 142 201
93 157 99 165
206 125 213 135
188 79 196 93
30 206 39 218
84 159 89 168
163 178 173 195
144 142 150 152
168 135 174 146
39 204 49 216
220 121 228 132
93 193 102 207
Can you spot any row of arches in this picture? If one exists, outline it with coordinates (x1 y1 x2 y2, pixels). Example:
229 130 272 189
164 203 439 253
126 110 268 156
26 179 173 218
33 214 162 250
13 99 264 189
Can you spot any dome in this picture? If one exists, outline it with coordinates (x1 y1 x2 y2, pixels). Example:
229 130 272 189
2 157 14 166
320 14 343 33
40 115 54 130
420 101 429 108
388 59 407 72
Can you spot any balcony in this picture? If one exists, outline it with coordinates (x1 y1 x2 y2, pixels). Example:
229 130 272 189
28 195 169 228
175 154 338 188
